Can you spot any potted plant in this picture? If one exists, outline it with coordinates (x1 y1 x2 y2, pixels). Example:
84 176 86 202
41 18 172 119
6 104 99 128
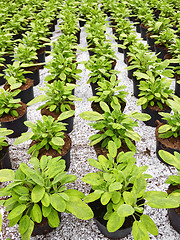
0 126 13 169
155 96 180 163
3 61 34 104
14 43 41 86
0 29 14 65
80 102 150 155
14 115 72 170
137 7 153 40
137 72 173 127
88 74 128 114
84 56 119 96
158 150 180 234
0 155 93 239
0 88 28 138
82 141 179 239
0 54 6 86
28 80 82 133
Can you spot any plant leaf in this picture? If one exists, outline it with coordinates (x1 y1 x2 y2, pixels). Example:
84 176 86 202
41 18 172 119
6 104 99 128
31 185 45 203
50 194 66 212
140 215 158 236
107 212 124 232
0 169 15 182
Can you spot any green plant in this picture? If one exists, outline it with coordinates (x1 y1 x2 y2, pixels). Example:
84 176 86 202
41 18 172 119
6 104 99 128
121 32 138 50
0 126 13 151
85 56 119 84
45 53 82 83
0 155 93 240
137 72 173 110
115 19 133 42
4 61 28 90
0 88 21 118
88 74 128 108
147 17 172 36
0 29 14 54
14 115 71 157
28 80 81 113
168 38 180 59
158 96 180 138
82 141 179 239
80 102 150 152
154 28 176 48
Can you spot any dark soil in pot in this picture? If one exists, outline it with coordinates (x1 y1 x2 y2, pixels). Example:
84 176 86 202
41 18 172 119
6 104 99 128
140 23 148 40
0 102 28 138
154 44 168 60
0 145 11 169
167 184 180 234
23 65 40 86
155 123 180 165
4 78 34 104
91 100 126 114
175 74 180 97
141 103 171 127
88 197 144 239
41 104 75 134
94 138 135 159
31 134 71 171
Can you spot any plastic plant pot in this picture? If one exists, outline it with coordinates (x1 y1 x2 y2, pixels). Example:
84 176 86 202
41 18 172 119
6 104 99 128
140 24 148 40
24 68 40 86
147 36 155 51
168 206 180 234
154 44 168 60
14 84 34 104
0 68 6 85
62 116 74 134
175 74 180 97
62 145 71 171
0 146 11 169
132 77 141 98
90 82 99 96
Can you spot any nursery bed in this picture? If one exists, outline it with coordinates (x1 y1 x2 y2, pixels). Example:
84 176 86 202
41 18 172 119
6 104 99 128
0 20 179 240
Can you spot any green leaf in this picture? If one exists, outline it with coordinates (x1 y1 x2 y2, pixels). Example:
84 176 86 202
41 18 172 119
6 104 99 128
14 132 34 145
82 173 104 186
137 97 147 106
83 190 103 203
19 215 30 235
79 111 103 121
132 221 149 240
60 72 66 81
140 215 158 236
58 110 74 121
131 112 151 121
123 191 136 205
109 182 122 192
100 101 110 113
0 169 15 182
132 176 147 198
31 185 45 203
7 205 26 220
31 204 42 223
42 205 51 217
21 219 34 240
125 131 141 141
117 204 134 217
158 125 171 133
41 192 50 207
159 150 180 170
101 192 111 205
134 72 149 80
47 208 60 228
50 194 66 212
51 137 64 146
108 141 117 158
65 196 93 220
147 197 179 208
107 212 125 232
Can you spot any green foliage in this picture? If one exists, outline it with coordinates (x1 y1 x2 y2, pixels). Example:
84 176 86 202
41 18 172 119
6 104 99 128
137 73 173 110
4 61 28 90
80 102 150 151
158 96 180 138
85 56 119 84
0 155 93 240
88 74 128 110
82 141 178 238
14 43 38 65
154 28 176 48
0 126 13 151
28 80 81 113
0 88 21 118
14 115 67 157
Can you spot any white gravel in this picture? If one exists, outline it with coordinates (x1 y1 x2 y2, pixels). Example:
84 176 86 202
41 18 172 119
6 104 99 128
0 19 179 240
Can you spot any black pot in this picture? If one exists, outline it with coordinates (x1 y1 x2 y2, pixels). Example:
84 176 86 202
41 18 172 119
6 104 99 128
32 214 61 236
175 75 180 97
0 68 6 85
62 116 74 134
154 44 168 60
75 29 81 45
168 208 180 234
79 17 86 28
62 145 71 171
24 68 40 86
90 82 99 96
0 146 11 169
147 36 155 51
156 139 180 165
140 25 147 40
4 54 14 65
132 77 141 98
117 39 124 53
129 16 136 22
14 84 34 104
45 44 51 56
127 60 137 80
37 50 46 64
136 23 141 33
142 105 171 127
1 108 28 138
123 48 129 64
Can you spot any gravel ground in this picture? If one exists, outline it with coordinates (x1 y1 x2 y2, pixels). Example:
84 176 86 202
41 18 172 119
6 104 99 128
0 19 179 240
